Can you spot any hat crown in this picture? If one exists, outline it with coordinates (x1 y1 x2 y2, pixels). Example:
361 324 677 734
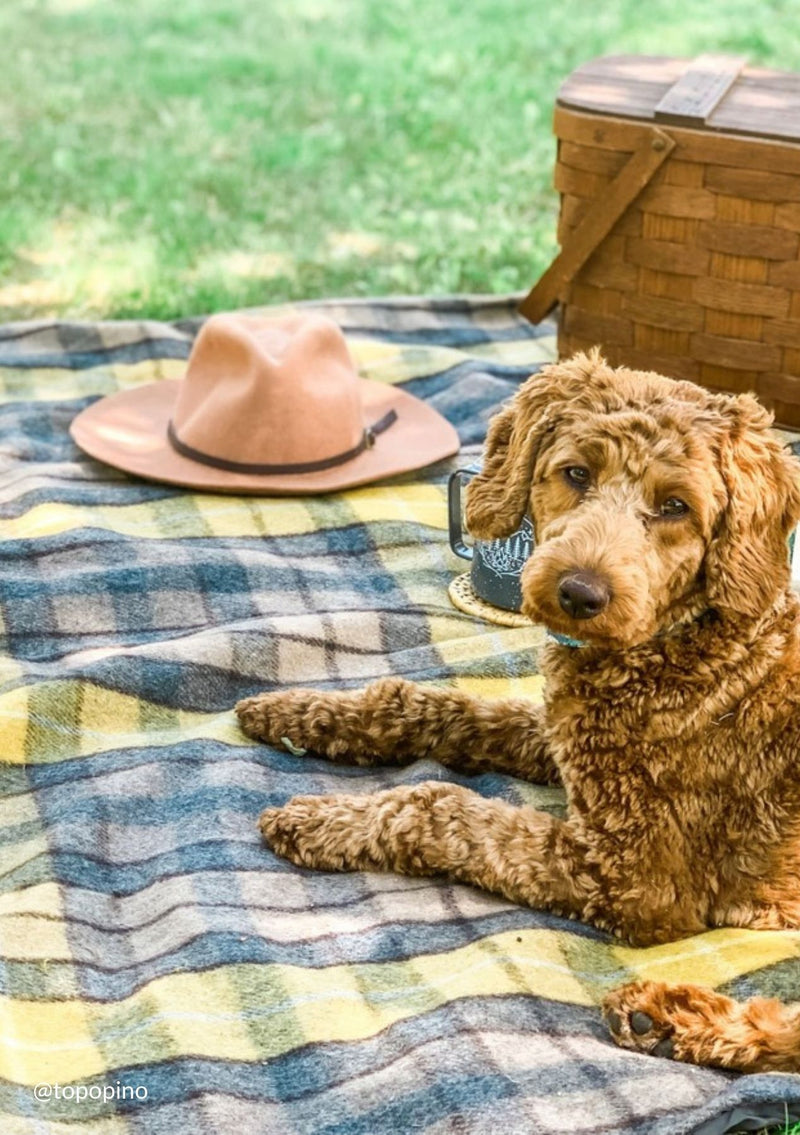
172 313 364 467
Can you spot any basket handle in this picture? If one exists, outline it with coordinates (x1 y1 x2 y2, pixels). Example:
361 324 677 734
518 54 748 325
518 126 675 324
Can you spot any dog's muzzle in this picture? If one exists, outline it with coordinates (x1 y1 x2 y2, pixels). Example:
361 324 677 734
557 570 611 620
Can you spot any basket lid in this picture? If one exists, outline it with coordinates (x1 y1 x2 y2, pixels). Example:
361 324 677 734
558 54 800 144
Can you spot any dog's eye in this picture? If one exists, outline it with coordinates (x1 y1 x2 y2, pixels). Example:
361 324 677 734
564 466 591 489
659 497 689 517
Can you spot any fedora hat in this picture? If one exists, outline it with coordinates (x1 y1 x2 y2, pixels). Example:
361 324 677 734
70 312 460 494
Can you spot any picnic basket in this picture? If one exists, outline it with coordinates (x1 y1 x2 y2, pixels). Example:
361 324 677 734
520 55 800 426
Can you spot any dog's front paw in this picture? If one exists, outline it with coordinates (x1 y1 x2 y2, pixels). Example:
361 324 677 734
236 689 322 752
259 795 370 871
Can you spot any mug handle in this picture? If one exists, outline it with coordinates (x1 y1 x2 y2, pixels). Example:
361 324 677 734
448 469 474 561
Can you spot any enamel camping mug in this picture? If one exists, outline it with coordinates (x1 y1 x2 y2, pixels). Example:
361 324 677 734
448 464 534 612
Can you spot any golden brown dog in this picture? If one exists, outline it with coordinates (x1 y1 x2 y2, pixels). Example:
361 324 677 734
237 352 800 1074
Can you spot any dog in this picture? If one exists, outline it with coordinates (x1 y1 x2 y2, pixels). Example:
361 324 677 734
237 351 800 1074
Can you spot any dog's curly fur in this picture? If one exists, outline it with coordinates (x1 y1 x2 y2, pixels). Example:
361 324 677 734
237 352 800 1074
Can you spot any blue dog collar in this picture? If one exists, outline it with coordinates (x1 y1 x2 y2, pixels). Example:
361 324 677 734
546 628 588 649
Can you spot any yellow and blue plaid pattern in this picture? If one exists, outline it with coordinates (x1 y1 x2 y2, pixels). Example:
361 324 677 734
1 296 800 1134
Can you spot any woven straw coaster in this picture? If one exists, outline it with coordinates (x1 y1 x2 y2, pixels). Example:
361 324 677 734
448 572 535 628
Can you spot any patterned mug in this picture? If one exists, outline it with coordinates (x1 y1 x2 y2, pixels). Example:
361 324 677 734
448 464 534 612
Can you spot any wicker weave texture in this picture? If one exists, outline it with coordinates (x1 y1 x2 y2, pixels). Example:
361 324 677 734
554 108 800 426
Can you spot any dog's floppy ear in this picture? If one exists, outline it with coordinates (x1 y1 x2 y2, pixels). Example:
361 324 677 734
704 393 800 619
463 400 539 540
465 351 601 540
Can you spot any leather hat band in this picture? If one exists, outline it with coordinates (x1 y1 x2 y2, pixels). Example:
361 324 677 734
166 409 398 476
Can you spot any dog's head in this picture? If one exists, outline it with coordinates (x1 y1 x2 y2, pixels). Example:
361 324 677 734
466 351 800 649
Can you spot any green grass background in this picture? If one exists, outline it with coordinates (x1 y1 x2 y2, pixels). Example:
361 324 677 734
1 0 798 322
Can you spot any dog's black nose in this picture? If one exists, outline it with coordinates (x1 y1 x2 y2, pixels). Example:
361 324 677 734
557 571 610 620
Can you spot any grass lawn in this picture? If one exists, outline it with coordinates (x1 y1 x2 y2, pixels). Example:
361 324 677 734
1 0 798 322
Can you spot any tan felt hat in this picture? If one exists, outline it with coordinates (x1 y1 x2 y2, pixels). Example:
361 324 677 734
70 312 460 495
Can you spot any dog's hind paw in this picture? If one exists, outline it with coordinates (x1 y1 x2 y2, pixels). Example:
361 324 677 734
605 979 800 1073
602 979 778 1071
603 982 678 1059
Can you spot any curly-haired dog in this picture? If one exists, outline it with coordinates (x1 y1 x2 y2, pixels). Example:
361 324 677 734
237 352 800 1074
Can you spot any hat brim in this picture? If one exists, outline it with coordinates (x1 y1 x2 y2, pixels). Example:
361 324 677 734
70 378 460 495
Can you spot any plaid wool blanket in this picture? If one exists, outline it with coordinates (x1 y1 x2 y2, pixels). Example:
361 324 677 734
2 295 800 1135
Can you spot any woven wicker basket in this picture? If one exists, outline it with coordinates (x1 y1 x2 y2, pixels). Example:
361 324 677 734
521 55 800 427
